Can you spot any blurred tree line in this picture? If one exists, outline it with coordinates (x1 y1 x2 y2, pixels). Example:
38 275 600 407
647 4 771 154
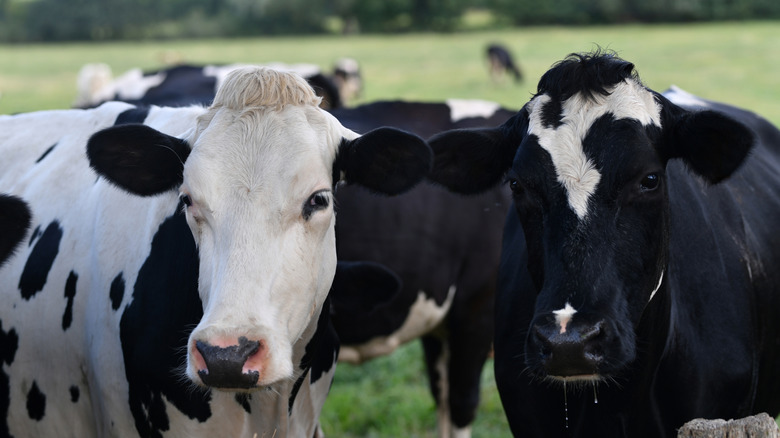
0 0 777 42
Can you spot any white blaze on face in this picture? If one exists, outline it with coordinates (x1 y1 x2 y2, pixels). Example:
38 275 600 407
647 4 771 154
527 79 662 220
553 302 578 334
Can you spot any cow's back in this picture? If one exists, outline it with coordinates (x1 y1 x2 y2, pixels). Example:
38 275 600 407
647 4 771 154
662 95 780 420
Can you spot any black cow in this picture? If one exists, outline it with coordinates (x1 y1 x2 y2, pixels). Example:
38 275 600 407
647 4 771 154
74 63 344 109
0 195 31 267
330 99 515 437
427 51 780 437
486 44 523 83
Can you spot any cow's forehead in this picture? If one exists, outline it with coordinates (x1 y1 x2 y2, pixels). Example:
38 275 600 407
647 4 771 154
184 106 339 200
525 79 662 219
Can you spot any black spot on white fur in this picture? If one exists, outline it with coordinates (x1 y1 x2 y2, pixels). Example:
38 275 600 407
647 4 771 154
62 271 77 330
26 381 46 421
18 221 63 300
110 273 124 311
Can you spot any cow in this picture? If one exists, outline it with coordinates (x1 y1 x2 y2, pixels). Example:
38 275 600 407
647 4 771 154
74 62 345 110
0 194 31 267
426 50 780 437
486 44 522 83
331 58 363 105
0 66 431 437
329 99 515 438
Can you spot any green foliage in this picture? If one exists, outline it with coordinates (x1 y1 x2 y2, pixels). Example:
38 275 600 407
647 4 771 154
2 0 779 41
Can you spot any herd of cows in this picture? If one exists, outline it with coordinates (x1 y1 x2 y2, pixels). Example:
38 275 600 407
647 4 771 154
0 49 778 438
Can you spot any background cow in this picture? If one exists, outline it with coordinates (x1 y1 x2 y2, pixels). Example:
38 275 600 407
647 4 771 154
0 194 31 267
74 61 355 110
0 67 430 437
427 51 780 437
330 99 515 438
486 43 522 83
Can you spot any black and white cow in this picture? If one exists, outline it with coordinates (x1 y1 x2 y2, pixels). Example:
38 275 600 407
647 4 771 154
0 195 31 267
330 99 515 438
427 51 780 437
0 66 430 437
74 62 346 110
486 44 523 83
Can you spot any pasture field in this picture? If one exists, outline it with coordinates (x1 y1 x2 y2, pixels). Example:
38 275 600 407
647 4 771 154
1 21 779 436
1 21 779 128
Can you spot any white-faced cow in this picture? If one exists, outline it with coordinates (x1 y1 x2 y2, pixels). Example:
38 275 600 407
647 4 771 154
427 51 780 437
0 67 430 437
0 195 31 267
329 99 515 438
74 62 346 110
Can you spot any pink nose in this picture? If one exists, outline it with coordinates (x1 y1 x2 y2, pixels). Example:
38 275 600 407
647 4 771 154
192 336 267 389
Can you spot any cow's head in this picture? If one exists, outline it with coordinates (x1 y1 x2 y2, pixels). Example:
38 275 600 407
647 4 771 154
427 51 754 383
87 66 431 391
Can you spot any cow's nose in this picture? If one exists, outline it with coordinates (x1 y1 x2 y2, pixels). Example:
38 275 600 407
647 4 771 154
531 320 604 377
193 336 265 389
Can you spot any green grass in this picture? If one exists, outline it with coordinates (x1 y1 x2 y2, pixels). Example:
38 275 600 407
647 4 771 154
321 341 511 437
1 21 779 435
1 21 779 128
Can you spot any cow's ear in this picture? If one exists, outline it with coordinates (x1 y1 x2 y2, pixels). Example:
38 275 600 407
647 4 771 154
427 110 527 195
329 261 401 318
660 100 754 184
87 124 191 196
334 127 431 195
0 194 32 267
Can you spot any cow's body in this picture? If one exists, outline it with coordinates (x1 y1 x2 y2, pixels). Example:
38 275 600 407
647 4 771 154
330 100 515 437
427 52 780 437
75 63 345 109
0 67 430 437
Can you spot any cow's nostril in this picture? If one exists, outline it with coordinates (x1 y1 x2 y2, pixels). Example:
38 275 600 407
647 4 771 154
194 336 263 389
580 320 603 342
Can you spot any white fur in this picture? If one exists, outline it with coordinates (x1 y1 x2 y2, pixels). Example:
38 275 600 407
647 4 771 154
662 85 710 108
527 79 662 220
0 67 358 437
648 270 665 302
446 99 500 123
338 286 456 364
553 302 578 334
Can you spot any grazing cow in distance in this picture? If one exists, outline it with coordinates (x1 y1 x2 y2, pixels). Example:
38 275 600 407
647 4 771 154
0 194 31 267
427 50 780 437
331 58 363 104
74 62 347 109
330 99 515 437
0 66 431 437
486 43 523 83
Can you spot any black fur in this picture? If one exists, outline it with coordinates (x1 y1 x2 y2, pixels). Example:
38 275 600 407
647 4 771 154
537 49 637 102
335 127 431 195
428 110 527 194
0 194 32 267
87 124 191 196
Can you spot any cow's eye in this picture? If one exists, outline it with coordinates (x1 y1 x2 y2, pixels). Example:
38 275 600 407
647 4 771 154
180 193 193 207
303 190 330 220
507 177 521 194
639 173 660 192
